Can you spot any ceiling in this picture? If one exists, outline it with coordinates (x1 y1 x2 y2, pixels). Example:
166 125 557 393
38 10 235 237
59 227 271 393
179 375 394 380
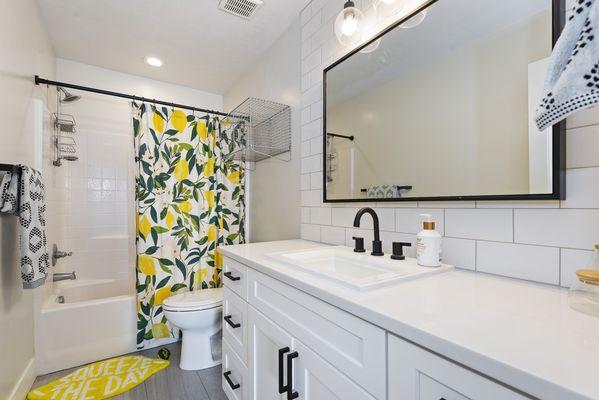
36 0 310 94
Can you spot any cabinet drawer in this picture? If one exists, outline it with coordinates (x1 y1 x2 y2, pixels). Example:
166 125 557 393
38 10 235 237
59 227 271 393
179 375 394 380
248 269 386 400
222 338 249 400
223 286 248 364
388 334 530 400
223 256 248 301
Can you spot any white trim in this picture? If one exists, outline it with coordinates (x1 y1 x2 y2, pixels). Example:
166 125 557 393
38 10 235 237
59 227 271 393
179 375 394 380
8 357 36 400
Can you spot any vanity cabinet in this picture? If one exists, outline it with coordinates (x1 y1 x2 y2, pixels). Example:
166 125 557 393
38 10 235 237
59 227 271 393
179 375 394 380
221 255 533 400
221 256 385 400
388 335 529 400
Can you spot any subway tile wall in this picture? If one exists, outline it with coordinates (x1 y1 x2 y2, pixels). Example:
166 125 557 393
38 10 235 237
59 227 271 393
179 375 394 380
299 0 598 287
45 93 135 286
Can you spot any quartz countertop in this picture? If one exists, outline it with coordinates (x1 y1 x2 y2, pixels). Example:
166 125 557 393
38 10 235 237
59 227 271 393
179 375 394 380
219 240 599 400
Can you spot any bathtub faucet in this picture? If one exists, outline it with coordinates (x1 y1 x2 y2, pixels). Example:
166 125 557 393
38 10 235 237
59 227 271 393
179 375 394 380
53 271 76 282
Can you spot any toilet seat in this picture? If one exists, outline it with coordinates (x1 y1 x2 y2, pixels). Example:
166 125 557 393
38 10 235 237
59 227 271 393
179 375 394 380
163 288 222 312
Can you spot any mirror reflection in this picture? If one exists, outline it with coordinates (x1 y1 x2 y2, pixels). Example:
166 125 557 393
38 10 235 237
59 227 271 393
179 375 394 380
325 0 555 200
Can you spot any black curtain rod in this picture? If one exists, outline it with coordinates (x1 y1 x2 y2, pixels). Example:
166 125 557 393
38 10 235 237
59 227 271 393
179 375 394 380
34 75 229 117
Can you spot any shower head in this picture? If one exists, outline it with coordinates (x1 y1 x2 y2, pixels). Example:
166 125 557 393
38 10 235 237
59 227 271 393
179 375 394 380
58 87 81 103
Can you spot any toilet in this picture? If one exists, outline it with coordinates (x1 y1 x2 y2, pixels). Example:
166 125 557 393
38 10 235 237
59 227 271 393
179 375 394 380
163 288 223 370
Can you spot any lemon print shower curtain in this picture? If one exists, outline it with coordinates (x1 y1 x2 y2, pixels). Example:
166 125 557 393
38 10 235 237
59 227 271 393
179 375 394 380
133 103 245 348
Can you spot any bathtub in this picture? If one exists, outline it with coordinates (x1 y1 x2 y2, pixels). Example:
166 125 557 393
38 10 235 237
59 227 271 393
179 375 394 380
35 279 138 375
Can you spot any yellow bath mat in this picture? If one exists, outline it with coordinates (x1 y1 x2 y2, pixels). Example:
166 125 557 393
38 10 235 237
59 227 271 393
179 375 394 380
28 355 169 400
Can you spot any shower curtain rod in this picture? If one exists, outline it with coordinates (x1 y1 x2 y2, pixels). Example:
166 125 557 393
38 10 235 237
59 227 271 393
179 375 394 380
34 75 229 117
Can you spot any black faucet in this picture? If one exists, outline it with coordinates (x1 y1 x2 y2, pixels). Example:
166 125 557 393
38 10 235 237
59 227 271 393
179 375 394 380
353 207 384 256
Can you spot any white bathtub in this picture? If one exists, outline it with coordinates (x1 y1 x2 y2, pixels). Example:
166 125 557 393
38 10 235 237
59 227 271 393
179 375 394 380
35 279 137 374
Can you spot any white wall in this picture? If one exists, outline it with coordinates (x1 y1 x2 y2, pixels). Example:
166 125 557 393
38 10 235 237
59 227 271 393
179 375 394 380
0 0 55 398
299 0 599 287
224 22 302 243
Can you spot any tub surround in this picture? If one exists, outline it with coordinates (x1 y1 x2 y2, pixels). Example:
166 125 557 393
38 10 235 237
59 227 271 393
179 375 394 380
219 239 599 400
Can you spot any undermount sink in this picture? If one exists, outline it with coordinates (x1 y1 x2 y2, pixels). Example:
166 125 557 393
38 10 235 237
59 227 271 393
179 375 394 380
265 246 454 291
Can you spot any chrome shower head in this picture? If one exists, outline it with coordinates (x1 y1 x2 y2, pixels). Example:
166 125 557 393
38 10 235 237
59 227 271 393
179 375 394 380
58 87 81 103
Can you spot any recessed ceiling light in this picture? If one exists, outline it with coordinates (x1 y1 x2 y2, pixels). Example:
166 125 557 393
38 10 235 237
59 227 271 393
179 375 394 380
145 56 163 67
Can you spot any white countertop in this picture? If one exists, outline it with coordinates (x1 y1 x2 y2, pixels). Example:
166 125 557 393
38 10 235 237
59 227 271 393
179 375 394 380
219 240 599 400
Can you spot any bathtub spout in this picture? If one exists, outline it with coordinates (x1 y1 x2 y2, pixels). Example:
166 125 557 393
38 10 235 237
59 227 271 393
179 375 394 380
53 272 76 282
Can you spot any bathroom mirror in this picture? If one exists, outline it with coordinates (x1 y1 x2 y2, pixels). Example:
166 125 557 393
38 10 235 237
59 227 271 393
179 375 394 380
323 0 565 202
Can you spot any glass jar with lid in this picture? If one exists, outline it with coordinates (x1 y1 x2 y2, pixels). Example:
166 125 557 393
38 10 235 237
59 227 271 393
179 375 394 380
569 244 599 317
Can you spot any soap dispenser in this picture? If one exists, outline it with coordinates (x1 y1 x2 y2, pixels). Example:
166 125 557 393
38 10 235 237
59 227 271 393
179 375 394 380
416 214 442 267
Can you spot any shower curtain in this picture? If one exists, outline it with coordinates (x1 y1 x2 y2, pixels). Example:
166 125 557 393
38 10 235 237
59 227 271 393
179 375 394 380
132 103 245 348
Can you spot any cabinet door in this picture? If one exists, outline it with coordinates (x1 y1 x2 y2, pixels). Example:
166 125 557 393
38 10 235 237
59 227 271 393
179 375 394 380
388 334 530 400
291 340 377 400
248 306 291 400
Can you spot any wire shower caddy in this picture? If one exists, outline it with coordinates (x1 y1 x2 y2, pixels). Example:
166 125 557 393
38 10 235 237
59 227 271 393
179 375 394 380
221 97 291 168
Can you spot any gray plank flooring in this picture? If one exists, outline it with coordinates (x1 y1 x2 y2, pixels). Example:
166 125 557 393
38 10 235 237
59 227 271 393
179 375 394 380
32 343 226 400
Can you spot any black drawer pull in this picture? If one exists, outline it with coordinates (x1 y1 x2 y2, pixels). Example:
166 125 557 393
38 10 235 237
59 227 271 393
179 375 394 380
224 271 240 281
223 371 240 390
224 315 241 329
278 347 290 394
286 351 299 399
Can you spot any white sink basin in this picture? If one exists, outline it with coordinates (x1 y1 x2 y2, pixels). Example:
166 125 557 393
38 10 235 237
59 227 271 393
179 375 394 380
265 246 453 291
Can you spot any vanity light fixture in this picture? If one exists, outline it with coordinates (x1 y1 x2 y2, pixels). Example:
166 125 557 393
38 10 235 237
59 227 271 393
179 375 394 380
144 56 163 67
335 1 364 46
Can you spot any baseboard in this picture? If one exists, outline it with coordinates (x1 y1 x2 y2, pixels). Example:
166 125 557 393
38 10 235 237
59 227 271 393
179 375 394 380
8 357 36 400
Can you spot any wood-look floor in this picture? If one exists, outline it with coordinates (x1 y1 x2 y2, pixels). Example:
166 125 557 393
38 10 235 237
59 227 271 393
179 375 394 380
32 343 227 400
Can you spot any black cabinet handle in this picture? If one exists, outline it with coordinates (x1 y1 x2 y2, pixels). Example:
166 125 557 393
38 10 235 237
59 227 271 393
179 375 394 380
278 347 290 394
224 315 240 329
286 351 299 400
224 271 240 281
223 371 240 390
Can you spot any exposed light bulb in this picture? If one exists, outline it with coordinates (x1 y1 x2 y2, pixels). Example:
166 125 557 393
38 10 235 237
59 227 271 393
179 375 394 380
342 13 358 36
334 1 365 47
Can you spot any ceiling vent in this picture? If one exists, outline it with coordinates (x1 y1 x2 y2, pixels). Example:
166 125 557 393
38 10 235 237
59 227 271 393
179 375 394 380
218 0 263 20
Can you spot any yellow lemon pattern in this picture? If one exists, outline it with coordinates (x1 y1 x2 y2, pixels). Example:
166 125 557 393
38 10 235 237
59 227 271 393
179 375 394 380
138 255 156 276
174 158 189 182
171 109 187 133
154 286 172 305
203 190 215 208
204 157 215 177
152 111 164 134
196 121 208 141
133 104 245 348
165 212 176 229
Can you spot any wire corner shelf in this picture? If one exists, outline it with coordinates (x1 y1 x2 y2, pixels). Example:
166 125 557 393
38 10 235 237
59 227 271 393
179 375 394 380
221 97 291 166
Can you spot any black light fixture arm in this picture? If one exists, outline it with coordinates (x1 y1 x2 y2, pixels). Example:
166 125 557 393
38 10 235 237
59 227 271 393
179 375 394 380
327 132 354 141
34 75 228 117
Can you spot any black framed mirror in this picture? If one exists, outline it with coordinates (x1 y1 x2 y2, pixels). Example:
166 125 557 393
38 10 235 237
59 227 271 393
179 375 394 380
323 0 566 203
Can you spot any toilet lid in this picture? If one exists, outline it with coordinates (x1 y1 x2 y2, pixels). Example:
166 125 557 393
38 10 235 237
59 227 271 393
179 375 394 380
163 288 222 311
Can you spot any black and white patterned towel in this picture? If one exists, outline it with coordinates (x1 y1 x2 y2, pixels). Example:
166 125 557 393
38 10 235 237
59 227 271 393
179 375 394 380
536 0 599 130
0 170 19 213
17 166 49 289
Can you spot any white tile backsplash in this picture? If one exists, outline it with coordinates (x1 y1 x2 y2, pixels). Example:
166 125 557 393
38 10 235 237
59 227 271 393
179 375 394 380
476 242 560 285
445 209 513 242
442 238 476 271
566 126 599 168
560 167 599 208
514 209 599 250
560 249 594 287
320 225 346 245
299 0 599 285
395 208 444 235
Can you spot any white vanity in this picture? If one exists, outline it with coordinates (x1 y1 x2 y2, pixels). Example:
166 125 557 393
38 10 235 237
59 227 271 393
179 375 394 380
219 240 599 400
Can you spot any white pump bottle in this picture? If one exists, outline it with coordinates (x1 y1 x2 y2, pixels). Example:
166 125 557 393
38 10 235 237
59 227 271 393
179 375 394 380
416 214 442 267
